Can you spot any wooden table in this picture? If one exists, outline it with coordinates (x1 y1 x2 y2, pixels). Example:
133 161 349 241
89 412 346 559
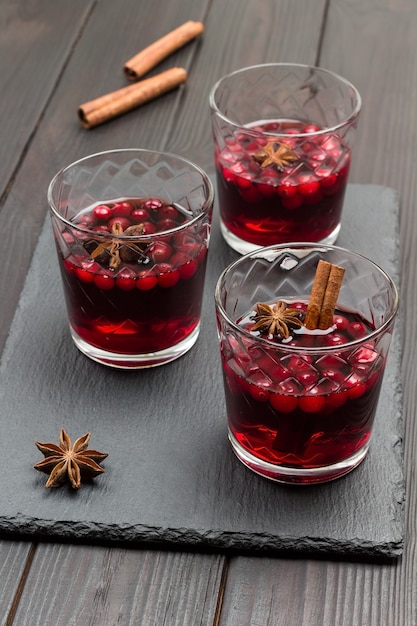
0 1 415 624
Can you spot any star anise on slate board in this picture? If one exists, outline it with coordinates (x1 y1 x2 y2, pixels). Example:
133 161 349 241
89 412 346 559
34 428 108 489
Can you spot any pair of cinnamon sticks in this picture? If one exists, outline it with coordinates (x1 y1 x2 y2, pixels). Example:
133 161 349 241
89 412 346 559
78 21 204 129
305 260 345 330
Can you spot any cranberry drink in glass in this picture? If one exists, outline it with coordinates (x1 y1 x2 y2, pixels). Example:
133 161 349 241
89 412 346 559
215 244 398 484
210 64 361 254
48 149 214 368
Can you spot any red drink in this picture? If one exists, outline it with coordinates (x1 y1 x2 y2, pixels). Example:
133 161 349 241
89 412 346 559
220 301 386 483
215 121 351 247
56 198 209 362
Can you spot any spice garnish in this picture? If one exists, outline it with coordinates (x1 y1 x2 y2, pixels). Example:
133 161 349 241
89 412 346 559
251 301 303 339
304 260 345 330
253 141 299 171
34 428 108 489
89 222 147 268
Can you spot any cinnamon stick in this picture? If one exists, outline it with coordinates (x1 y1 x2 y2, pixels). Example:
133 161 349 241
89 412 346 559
124 21 204 80
304 260 345 330
78 67 187 129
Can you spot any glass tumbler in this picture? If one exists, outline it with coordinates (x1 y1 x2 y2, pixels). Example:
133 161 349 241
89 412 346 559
215 244 398 484
210 64 361 254
48 149 214 369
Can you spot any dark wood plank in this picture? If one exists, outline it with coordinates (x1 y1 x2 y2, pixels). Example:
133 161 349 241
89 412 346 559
0 0 94 199
0 541 34 623
0 0 211 350
218 1 417 624
166 0 328 172
12 545 225 626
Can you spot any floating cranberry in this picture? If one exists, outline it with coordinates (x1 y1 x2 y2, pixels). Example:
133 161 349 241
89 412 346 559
108 217 131 231
112 201 132 217
140 221 157 235
93 225 111 233
130 207 150 221
94 272 115 291
179 259 198 280
256 179 277 198
75 266 95 283
269 393 298 414
298 180 320 196
277 180 298 198
143 198 164 211
347 321 368 340
149 241 172 263
326 390 349 409
333 314 349 331
155 263 180 288
76 213 96 229
302 124 320 134
156 218 179 232
116 269 136 291
248 383 270 403
298 394 326 413
159 204 181 221
93 204 112 220
136 269 157 291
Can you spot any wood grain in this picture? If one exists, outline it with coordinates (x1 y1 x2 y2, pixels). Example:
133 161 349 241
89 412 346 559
2 0 417 624
11 545 225 626
217 0 417 625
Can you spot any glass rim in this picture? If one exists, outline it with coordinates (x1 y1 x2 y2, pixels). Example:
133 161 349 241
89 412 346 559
214 242 399 354
47 148 215 240
209 63 362 137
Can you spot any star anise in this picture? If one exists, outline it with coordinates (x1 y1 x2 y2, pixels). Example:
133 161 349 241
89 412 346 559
251 301 303 339
34 428 108 489
88 222 148 268
253 141 299 171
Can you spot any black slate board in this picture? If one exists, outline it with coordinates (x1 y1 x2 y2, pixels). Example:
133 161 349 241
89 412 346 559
0 184 404 559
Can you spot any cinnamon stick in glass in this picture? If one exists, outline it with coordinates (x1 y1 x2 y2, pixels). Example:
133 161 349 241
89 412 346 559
304 260 345 330
124 21 204 80
78 67 187 129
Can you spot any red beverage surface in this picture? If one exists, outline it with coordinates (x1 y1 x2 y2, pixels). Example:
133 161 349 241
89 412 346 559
220 302 385 471
57 198 209 354
215 120 351 246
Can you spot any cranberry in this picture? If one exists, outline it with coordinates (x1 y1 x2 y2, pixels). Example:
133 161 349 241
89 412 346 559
269 393 298 414
130 207 150 221
140 221 157 235
248 383 270 403
333 314 349 331
149 241 172 263
281 193 303 210
94 272 115 290
179 259 198 280
159 204 181 221
298 180 320 196
76 213 96 229
116 269 136 291
136 269 157 291
302 124 320 133
143 198 164 211
156 218 179 232
326 390 349 409
256 179 277 198
347 321 368 340
298 394 326 413
108 217 131 231
93 225 111 233
277 180 298 198
112 201 132 217
155 263 180 288
75 267 95 283
93 204 112 220
240 186 261 203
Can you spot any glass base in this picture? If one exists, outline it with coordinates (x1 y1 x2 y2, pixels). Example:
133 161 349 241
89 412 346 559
228 429 369 484
70 323 200 369
220 221 341 255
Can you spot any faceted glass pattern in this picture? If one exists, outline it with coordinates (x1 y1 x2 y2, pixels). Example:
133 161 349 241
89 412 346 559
215 244 398 484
